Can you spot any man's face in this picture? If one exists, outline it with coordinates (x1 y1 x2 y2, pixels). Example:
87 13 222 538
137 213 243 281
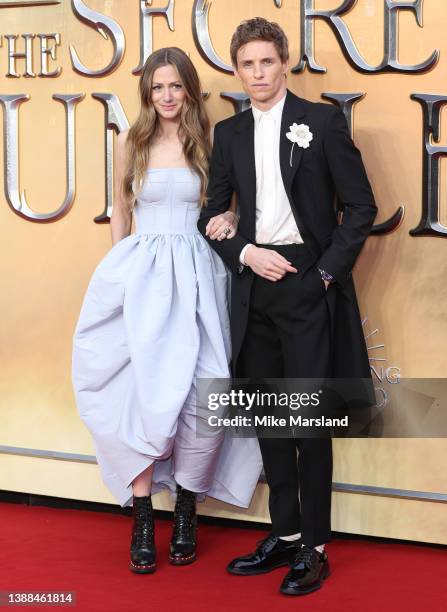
234 40 288 105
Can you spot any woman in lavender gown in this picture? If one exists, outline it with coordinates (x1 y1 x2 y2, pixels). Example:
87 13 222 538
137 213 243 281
72 47 262 574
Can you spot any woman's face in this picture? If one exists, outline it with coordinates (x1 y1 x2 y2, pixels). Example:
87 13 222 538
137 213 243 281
150 64 186 120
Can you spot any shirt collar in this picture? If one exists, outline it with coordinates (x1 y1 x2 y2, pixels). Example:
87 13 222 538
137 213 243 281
251 93 287 123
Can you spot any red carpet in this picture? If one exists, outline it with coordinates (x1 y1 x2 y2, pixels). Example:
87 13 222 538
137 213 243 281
1 502 446 612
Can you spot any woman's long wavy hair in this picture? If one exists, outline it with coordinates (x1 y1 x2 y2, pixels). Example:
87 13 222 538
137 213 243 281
122 47 211 210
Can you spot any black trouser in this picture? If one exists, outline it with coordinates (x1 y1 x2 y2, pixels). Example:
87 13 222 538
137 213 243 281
236 243 333 547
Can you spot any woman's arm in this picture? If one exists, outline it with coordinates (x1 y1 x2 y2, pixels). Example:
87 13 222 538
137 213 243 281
110 129 132 246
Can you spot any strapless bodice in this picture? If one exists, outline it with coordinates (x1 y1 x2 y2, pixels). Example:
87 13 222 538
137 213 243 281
134 167 201 235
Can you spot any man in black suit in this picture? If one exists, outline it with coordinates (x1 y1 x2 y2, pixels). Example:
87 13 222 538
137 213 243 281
198 17 377 596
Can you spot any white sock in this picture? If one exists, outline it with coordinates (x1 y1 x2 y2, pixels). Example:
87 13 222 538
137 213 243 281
314 544 325 553
279 532 301 542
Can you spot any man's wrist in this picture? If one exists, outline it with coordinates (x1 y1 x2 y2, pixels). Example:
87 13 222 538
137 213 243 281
239 244 255 265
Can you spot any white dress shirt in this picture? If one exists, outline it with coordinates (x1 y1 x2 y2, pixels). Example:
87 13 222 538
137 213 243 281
240 94 303 264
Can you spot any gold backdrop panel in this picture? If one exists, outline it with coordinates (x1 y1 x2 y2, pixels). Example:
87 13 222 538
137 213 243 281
0 0 446 543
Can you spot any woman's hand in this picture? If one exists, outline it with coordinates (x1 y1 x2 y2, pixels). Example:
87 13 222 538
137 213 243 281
205 211 239 241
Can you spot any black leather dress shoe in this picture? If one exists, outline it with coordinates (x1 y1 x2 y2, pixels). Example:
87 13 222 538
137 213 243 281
129 495 156 573
280 545 330 595
169 485 197 565
227 534 301 576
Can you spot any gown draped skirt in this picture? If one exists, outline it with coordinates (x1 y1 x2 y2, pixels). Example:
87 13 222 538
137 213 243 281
72 168 262 507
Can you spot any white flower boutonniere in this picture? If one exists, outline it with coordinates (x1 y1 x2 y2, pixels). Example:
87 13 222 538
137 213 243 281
286 123 313 167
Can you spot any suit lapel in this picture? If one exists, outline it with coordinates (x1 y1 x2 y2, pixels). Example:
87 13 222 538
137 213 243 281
234 111 256 240
279 90 307 203
232 91 307 242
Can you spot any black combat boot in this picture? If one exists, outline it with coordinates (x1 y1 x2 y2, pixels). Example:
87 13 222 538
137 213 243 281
169 484 197 565
129 495 156 573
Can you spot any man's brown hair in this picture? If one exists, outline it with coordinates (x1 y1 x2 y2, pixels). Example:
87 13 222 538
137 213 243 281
230 17 289 67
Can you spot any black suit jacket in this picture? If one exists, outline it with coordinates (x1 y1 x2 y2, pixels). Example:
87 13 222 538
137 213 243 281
198 89 377 378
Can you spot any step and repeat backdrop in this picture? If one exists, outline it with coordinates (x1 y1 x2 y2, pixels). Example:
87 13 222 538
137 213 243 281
0 0 446 543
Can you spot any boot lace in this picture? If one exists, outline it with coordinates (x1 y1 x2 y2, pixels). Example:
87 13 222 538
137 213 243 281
133 502 153 547
173 491 195 540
